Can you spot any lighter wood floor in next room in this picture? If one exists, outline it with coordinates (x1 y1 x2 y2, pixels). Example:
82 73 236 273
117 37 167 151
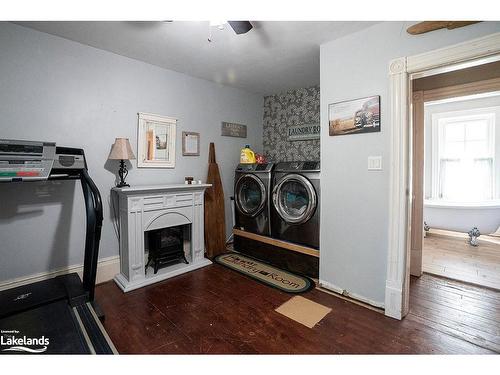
423 229 500 290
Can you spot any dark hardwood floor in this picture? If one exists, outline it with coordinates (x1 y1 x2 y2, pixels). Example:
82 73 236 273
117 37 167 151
95 264 499 354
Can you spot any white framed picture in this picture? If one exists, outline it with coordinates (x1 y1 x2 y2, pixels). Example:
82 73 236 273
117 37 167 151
182 131 200 156
137 112 177 168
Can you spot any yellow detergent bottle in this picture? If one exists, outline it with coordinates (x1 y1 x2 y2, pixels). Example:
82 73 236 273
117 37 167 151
240 144 256 164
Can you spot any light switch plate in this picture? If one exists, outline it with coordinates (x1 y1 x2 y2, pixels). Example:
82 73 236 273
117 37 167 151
368 156 382 170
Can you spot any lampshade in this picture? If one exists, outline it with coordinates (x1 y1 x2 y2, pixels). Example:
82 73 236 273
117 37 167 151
108 138 136 160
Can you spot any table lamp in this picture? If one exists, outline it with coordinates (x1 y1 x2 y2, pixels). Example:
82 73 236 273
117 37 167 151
109 138 136 188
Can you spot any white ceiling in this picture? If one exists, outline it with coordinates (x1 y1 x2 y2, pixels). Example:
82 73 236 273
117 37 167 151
16 21 378 95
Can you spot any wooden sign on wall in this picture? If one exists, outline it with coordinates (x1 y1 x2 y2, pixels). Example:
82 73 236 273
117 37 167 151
221 122 247 138
287 124 320 141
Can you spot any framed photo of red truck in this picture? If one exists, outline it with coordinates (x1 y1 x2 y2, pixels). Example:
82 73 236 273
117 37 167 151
329 95 380 136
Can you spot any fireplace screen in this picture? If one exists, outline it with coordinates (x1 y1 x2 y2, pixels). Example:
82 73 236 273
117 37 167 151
145 225 189 274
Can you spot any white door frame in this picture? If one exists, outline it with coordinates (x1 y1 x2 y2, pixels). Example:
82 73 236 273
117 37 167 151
385 32 500 320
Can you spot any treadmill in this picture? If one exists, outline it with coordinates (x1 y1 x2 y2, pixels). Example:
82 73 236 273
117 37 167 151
0 139 117 354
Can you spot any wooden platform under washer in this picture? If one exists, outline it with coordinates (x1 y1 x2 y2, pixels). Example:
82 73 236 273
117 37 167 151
232 229 319 258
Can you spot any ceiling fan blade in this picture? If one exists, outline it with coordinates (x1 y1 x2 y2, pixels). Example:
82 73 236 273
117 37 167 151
407 21 480 35
228 21 253 35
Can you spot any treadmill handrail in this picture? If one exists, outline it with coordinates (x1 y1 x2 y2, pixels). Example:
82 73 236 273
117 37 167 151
80 168 103 302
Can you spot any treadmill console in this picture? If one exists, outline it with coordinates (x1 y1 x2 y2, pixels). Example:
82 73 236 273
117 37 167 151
0 139 55 181
0 139 86 182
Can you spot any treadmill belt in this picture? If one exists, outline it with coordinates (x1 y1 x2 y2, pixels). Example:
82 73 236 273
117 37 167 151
75 304 115 354
0 300 90 354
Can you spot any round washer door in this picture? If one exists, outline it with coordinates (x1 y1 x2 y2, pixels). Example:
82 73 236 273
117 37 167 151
235 174 266 217
272 174 317 224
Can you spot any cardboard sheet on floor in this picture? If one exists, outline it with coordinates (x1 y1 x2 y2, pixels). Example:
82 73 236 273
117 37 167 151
275 296 331 328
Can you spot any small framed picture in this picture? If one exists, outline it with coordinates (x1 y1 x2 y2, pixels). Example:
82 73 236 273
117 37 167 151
182 131 200 156
329 95 380 136
137 112 177 168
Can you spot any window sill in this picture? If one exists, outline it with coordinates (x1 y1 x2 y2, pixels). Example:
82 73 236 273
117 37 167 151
424 199 500 209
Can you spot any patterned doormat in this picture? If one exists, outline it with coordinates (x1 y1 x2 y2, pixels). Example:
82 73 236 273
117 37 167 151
214 253 314 293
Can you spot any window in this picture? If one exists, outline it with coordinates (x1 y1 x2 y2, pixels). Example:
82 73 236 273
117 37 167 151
432 109 496 203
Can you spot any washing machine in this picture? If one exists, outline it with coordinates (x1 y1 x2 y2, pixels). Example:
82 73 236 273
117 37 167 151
234 163 274 236
271 161 320 249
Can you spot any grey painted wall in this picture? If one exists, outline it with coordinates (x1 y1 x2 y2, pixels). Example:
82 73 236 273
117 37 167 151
0 22 263 283
263 86 320 162
320 21 500 306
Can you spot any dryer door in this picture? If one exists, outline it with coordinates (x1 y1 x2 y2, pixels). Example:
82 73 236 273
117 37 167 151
272 174 317 224
235 174 266 217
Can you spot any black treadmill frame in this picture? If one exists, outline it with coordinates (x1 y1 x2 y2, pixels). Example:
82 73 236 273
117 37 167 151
0 146 103 314
0 146 116 354
45 147 103 303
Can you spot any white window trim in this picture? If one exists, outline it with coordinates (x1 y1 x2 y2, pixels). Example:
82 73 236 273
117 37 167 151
430 107 497 203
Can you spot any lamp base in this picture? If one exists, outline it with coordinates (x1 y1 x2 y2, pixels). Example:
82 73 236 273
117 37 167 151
117 159 130 188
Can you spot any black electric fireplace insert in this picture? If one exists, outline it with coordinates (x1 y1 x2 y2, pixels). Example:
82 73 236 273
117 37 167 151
145 226 188 274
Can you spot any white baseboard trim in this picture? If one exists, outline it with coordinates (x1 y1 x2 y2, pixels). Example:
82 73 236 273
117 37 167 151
114 258 212 292
0 255 120 292
319 279 385 309
384 281 404 320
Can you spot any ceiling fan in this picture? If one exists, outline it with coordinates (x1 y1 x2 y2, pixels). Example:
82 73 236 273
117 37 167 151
207 20 253 42
227 21 253 34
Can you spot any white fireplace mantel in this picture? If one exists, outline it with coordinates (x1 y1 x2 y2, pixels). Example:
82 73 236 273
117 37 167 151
112 183 212 292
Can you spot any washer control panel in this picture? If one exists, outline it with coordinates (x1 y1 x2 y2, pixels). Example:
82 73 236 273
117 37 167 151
274 161 320 172
236 163 274 173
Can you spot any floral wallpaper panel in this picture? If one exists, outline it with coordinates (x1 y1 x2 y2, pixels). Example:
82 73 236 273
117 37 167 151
263 85 320 162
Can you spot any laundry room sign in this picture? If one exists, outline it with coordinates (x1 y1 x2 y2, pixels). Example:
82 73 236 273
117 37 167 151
221 122 247 138
287 124 320 141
